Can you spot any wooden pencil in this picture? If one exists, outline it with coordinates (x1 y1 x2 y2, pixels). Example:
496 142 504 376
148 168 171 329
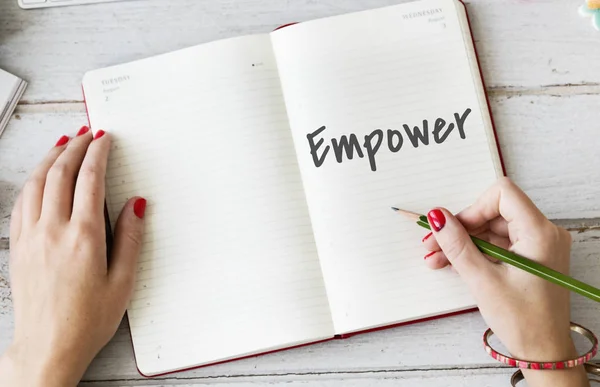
391 207 600 303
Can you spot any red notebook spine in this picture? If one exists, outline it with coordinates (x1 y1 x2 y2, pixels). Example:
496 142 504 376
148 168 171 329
274 22 299 31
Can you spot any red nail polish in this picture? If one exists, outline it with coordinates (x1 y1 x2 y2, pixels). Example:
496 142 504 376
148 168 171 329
422 232 433 242
424 251 436 260
133 198 147 219
76 126 90 136
93 130 106 140
55 135 69 146
427 209 446 232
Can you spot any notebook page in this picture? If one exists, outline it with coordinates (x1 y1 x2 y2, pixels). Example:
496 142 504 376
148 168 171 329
271 0 502 334
82 34 333 375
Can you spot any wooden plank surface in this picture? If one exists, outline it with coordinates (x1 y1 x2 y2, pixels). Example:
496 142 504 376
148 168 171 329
1 0 600 385
78 369 515 387
0 0 599 104
1 230 599 383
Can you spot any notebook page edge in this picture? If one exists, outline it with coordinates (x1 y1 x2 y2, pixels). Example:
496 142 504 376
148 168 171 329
137 334 335 377
454 0 504 178
336 304 477 337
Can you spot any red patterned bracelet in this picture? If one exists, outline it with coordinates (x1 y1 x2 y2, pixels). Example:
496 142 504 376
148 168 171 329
483 322 598 370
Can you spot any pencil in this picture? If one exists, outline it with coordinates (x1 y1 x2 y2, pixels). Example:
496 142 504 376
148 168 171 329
391 207 600 303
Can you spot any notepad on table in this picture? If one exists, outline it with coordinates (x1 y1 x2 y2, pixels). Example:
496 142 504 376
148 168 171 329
82 0 504 377
0 68 27 137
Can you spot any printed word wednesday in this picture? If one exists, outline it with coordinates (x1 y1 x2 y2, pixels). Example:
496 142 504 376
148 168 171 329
306 108 472 172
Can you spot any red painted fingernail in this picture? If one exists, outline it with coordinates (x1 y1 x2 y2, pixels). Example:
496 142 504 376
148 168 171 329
427 209 446 232
55 135 69 146
133 198 147 219
93 130 106 140
422 232 433 242
76 125 90 136
424 251 436 260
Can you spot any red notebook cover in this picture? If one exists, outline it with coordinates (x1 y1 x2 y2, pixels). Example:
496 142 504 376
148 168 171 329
82 0 506 377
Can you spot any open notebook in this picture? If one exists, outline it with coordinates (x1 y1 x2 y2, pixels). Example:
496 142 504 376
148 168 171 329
82 0 504 377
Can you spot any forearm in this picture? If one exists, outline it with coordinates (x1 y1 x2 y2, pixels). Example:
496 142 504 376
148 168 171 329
0 342 84 387
523 366 590 387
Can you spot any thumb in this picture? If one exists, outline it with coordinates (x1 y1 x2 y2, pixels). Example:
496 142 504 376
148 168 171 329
108 197 147 293
427 208 497 283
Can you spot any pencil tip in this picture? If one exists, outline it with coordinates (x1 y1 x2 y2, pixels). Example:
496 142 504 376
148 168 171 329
391 207 423 221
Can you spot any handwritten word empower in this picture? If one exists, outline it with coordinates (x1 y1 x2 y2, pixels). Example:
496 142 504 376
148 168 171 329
306 108 472 172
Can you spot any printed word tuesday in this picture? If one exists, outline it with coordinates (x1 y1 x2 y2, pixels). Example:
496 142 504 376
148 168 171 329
306 108 472 172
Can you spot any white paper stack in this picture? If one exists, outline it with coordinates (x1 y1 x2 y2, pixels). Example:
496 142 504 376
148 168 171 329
0 68 27 137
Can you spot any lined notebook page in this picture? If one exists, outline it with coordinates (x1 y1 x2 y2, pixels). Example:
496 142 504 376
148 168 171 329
272 0 503 334
82 35 334 375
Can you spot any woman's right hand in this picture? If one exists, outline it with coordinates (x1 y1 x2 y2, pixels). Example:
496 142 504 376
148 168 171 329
422 177 589 387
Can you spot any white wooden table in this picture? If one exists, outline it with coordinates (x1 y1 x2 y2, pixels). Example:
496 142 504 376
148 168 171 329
1 0 600 385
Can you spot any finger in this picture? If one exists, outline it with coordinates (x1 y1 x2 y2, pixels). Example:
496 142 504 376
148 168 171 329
424 228 509 264
473 230 511 263
423 220 510 254
9 193 23 247
72 130 110 222
488 217 509 238
41 126 93 220
422 231 441 252
474 230 511 251
456 177 548 232
424 250 451 270
427 207 499 284
453 216 509 238
109 197 146 296
21 134 70 227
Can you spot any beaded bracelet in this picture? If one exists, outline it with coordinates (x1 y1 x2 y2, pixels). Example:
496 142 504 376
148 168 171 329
483 322 598 370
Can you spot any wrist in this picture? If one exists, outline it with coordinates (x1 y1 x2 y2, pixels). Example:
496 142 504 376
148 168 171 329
509 330 578 362
509 336 591 387
0 341 86 387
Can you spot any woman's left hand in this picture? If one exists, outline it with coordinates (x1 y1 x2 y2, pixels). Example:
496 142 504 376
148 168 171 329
0 126 146 387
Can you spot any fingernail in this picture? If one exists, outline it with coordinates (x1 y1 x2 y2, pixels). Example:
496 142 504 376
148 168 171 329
133 198 147 219
422 232 433 242
55 135 69 146
93 130 106 140
424 251 436 260
427 209 446 232
76 125 90 136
